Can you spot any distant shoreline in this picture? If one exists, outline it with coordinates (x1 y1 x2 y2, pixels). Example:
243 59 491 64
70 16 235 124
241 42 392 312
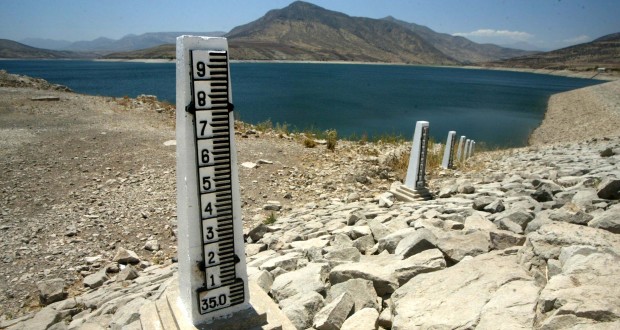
2 57 615 81
94 58 619 81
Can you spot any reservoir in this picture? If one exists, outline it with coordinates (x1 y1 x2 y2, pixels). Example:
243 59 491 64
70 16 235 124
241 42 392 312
0 60 602 147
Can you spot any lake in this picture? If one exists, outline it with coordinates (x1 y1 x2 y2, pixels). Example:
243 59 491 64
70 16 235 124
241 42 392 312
0 60 602 147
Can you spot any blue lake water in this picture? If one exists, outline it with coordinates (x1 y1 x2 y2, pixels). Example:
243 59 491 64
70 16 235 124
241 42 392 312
0 60 602 147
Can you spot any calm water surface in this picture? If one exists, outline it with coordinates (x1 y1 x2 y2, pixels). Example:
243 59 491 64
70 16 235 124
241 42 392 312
0 60 602 147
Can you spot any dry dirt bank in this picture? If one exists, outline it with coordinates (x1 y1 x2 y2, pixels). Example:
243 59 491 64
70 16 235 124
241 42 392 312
529 79 620 145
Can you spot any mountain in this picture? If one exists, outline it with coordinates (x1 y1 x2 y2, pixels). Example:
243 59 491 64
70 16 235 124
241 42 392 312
488 32 620 71
225 1 457 64
0 39 94 59
65 32 226 52
382 16 533 63
19 38 73 50
103 44 175 60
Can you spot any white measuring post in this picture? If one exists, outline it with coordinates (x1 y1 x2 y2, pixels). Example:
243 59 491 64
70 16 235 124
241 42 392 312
441 131 456 169
175 36 252 326
469 141 476 158
456 135 466 161
404 121 430 190
464 139 471 160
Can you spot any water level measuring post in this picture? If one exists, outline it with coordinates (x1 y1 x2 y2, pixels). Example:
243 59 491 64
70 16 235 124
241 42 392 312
441 131 456 169
464 139 472 160
456 136 466 162
404 121 430 190
175 36 251 326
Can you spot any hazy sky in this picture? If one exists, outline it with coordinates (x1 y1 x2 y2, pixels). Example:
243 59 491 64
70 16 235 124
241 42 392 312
2 0 619 50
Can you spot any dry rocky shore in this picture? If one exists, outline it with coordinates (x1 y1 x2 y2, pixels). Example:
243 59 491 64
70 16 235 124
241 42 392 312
1 70 620 329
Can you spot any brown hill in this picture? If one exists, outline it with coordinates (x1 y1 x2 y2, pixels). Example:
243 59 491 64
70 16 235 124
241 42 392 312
103 44 175 60
0 39 95 59
225 1 457 64
487 32 620 71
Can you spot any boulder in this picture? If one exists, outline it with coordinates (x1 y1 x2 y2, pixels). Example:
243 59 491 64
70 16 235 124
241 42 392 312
393 248 446 285
497 209 535 231
112 248 140 265
325 279 379 313
489 230 526 250
325 247 361 264
548 207 593 225
597 177 620 200
330 256 398 296
37 278 67 305
472 196 495 211
352 235 376 254
83 268 109 289
313 292 354 330
247 223 273 242
280 292 325 330
394 228 438 259
116 265 139 282
259 252 301 272
109 297 146 329
464 212 497 231
588 209 620 234
366 217 391 240
376 228 416 254
391 250 538 329
340 308 380 330
484 199 505 213
271 263 330 302
436 231 490 263
536 247 620 327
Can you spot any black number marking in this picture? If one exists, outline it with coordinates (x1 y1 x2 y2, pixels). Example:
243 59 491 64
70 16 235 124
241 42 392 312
199 120 208 136
197 91 207 107
209 274 216 286
206 226 215 240
201 293 228 312
202 176 212 191
208 251 216 264
204 202 213 215
201 149 210 163
196 61 206 77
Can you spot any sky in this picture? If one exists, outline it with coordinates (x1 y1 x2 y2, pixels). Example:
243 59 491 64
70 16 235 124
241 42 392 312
1 0 619 50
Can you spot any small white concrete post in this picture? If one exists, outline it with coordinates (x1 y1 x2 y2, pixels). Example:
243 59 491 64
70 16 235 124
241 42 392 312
441 131 456 169
176 36 250 326
468 141 475 158
456 136 466 161
404 121 430 190
464 139 471 159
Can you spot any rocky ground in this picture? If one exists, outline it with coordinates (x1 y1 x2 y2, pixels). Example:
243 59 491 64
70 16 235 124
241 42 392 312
0 70 399 326
1 71 620 329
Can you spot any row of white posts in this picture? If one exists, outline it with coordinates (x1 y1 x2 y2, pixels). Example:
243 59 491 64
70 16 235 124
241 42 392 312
440 131 475 170
403 122 475 194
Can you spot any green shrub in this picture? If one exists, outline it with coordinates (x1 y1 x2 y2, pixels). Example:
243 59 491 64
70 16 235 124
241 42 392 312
326 129 337 151
263 212 277 225
303 137 317 148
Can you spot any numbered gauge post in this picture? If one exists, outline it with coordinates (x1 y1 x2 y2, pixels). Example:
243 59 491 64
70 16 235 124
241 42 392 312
176 36 250 326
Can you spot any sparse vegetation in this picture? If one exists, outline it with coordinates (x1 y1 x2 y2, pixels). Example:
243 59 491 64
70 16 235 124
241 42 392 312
264 212 277 225
255 119 274 132
303 137 317 148
326 129 337 151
